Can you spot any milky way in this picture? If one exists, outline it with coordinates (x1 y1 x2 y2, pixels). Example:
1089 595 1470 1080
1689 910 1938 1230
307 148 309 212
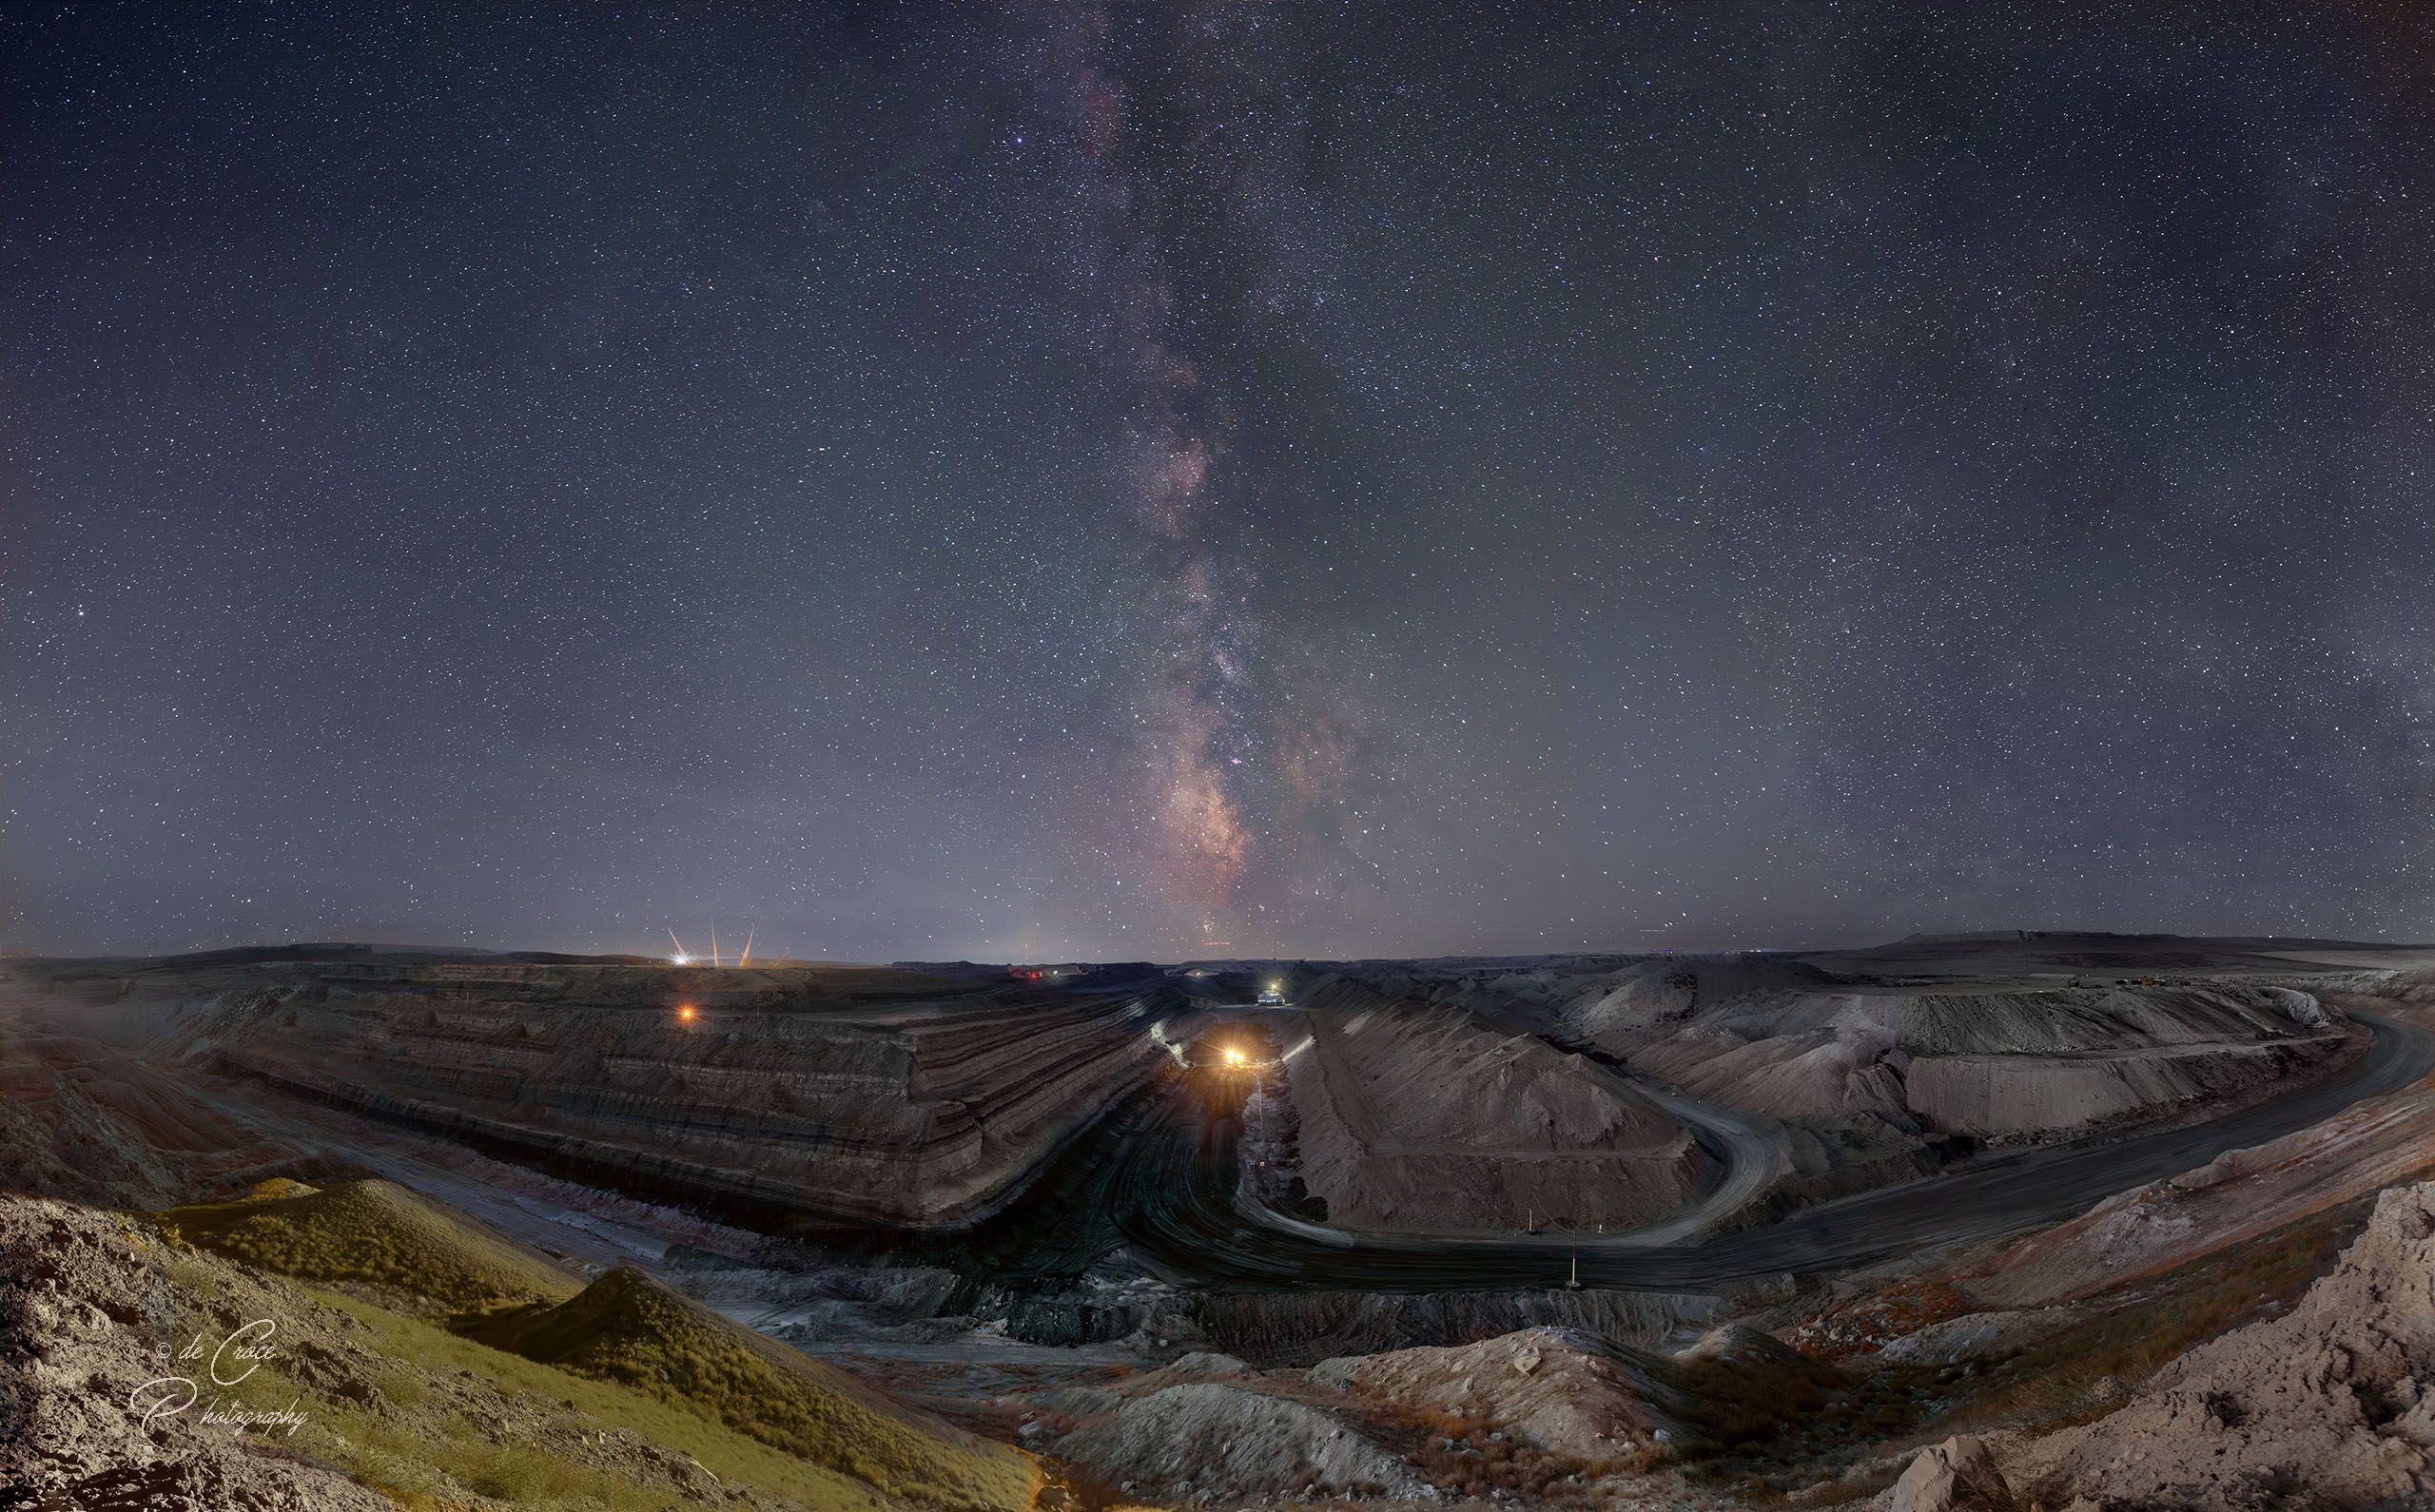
1042 2 1373 946
1060 3 1262 928
6 5 2435 960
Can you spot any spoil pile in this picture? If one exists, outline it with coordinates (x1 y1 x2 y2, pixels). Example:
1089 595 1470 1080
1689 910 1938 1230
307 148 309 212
1307 1327 1663 1461
1283 999 1708 1231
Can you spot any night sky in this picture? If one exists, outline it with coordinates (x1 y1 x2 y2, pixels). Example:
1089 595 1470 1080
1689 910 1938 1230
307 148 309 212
8 4 2435 962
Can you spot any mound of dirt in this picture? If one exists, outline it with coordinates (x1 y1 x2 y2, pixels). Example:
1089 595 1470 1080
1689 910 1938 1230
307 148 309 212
1307 1327 1662 1461
1283 1002 1707 1231
1050 1381 1425 1502
2006 1179 2435 1508
158 1177 581 1313
1868 1307 2091 1369
1136 1350 1256 1385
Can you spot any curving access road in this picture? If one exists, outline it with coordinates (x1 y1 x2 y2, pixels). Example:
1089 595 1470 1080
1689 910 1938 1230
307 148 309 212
1077 1010 2433 1294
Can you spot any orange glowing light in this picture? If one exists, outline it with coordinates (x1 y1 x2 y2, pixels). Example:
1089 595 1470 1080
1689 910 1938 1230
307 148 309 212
676 1004 699 1023
1222 1045 1246 1067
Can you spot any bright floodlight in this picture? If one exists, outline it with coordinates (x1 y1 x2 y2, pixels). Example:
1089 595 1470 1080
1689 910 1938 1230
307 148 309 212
672 954 691 965
1223 1045 1246 1066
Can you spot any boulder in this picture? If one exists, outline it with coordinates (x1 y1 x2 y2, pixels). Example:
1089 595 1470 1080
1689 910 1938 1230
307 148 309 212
1884 1435 2015 1512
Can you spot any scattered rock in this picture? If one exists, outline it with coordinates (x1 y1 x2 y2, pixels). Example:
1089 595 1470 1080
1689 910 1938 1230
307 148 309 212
1883 1434 2015 1511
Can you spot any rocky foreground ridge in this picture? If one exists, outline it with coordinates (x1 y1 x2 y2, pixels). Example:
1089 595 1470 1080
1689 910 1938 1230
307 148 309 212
1889 1174 2435 1510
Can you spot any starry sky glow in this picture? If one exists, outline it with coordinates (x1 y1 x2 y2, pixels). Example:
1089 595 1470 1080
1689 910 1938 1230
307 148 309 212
7 3 2435 960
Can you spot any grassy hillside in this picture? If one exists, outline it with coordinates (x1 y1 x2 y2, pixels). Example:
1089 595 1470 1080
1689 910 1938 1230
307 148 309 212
164 1259 1025 1511
473 1267 1031 1512
146 1177 1035 1512
159 1177 581 1311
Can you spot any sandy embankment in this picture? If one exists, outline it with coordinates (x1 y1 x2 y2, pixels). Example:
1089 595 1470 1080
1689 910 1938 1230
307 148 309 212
1281 998 1710 1233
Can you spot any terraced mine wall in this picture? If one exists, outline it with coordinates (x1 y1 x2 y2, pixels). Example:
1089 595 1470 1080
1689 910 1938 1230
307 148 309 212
88 960 1179 1231
1598 981 2352 1140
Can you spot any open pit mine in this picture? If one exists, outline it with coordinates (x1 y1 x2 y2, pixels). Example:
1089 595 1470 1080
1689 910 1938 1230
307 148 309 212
8 932 2435 1511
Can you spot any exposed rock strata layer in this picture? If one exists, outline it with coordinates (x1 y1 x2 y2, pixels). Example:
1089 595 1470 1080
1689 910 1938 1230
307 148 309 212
1567 966 2346 1141
0 1007 305 1208
7 959 1175 1229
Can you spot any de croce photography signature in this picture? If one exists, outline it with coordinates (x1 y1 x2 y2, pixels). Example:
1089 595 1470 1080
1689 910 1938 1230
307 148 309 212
129 1318 309 1437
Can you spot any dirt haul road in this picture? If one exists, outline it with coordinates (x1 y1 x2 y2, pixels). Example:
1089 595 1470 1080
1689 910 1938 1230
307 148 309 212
1063 1010 2434 1293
